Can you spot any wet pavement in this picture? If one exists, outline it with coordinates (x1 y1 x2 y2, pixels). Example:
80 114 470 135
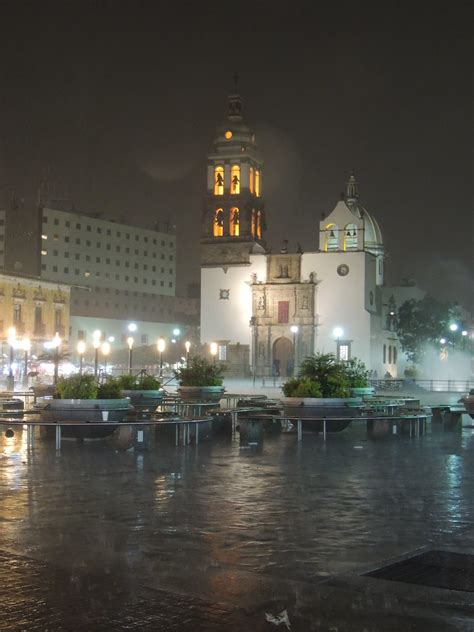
1 420 474 630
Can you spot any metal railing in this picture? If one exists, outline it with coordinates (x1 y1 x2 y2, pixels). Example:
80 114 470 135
370 379 473 393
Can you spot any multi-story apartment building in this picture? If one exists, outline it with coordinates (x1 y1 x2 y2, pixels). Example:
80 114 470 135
3 200 198 351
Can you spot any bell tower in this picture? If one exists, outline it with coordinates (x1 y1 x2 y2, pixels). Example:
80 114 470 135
201 86 266 266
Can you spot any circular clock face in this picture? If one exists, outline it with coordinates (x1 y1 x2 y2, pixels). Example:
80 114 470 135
225 130 233 140
337 264 349 277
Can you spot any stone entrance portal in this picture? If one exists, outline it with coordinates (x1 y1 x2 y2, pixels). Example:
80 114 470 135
272 337 294 377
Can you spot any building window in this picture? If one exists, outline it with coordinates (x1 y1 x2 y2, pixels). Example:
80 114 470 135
255 169 261 197
393 347 398 364
230 208 240 236
141 334 149 344
13 303 22 324
218 345 227 361
54 218 59 225
34 306 43 333
383 344 386 364
78 330 85 340
86 225 91 231
277 301 289 324
213 209 224 237
337 342 351 361
230 164 240 194
214 166 224 195
76 238 80 245
388 345 392 364
54 308 62 331
249 166 254 193
256 211 262 239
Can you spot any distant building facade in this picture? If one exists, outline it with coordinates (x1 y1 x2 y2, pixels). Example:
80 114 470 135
0 271 70 353
3 201 198 351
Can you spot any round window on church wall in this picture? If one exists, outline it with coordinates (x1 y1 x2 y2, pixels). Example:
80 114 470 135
337 264 349 277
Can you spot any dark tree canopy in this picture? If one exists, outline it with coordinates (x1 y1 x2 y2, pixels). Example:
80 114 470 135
396 295 463 364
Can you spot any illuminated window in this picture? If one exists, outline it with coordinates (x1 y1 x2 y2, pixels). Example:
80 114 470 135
325 224 339 251
41 249 47 256
337 342 351 361
251 209 257 236
256 211 262 239
343 223 358 250
214 166 224 196
41 234 47 240
230 165 240 194
249 167 254 193
225 130 233 140
230 208 240 236
213 209 224 237
255 169 261 197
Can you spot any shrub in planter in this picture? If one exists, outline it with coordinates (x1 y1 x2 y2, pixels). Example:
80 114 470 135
117 373 161 391
38 374 130 434
117 373 163 409
174 356 225 401
281 353 364 432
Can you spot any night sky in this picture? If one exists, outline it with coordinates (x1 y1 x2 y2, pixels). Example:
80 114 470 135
0 1 471 308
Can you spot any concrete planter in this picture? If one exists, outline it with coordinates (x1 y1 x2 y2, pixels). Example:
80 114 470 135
36 398 131 439
281 397 362 433
120 389 164 408
177 386 225 402
350 387 375 399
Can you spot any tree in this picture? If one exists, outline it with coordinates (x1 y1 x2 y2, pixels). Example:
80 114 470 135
396 295 462 364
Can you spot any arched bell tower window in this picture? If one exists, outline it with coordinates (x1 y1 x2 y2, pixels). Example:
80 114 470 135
344 223 358 250
214 166 224 196
230 207 240 236
255 169 261 197
256 210 262 239
249 167 254 194
230 165 240 194
325 223 339 251
213 208 224 236
251 209 256 237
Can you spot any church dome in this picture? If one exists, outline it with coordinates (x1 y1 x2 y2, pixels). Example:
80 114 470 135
345 173 383 256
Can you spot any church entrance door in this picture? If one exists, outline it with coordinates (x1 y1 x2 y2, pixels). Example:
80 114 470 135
272 337 294 377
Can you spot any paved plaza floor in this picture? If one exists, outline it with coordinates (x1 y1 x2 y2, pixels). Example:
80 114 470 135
1 411 474 630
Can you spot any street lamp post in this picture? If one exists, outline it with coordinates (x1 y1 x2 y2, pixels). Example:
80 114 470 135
7 326 16 391
210 341 218 364
249 317 257 386
77 340 86 374
23 337 30 388
449 323 458 347
92 330 101 377
52 332 61 385
290 325 299 376
157 337 166 377
101 341 111 374
184 340 191 365
127 336 134 375
333 327 344 360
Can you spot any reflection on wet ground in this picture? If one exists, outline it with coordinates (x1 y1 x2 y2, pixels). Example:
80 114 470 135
1 424 474 630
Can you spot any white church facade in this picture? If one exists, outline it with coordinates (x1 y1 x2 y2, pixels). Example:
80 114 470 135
200 92 399 378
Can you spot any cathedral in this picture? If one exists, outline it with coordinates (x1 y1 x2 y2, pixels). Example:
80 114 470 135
200 91 399 378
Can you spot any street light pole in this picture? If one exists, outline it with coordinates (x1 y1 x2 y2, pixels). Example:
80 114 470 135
127 337 134 375
101 341 111 374
77 340 86 375
184 340 191 366
23 337 30 388
52 332 61 385
157 337 165 377
7 326 16 391
290 325 299 376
